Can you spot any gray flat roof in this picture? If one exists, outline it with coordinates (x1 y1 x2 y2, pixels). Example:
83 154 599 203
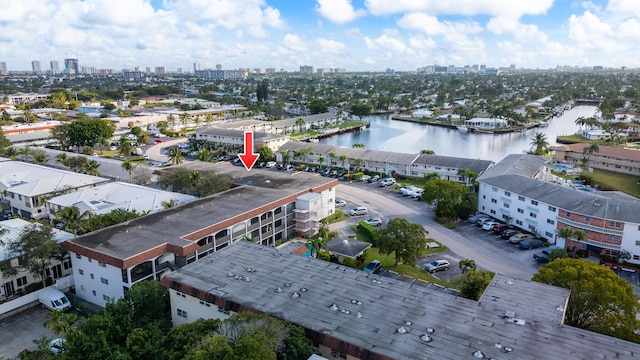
413 154 494 174
279 141 419 164
478 154 548 180
196 127 286 141
480 174 640 223
162 241 640 360
64 165 337 262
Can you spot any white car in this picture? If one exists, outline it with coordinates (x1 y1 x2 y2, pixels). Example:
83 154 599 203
360 175 371 182
482 221 500 231
364 218 383 226
49 338 65 354
411 189 424 199
399 185 419 196
348 207 368 216
335 199 347 207
379 178 396 187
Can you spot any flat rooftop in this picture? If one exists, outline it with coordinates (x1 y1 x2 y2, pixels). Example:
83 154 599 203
63 165 337 266
162 241 640 360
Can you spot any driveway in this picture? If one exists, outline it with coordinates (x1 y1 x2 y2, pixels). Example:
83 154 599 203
334 181 539 281
144 137 189 163
0 306 58 359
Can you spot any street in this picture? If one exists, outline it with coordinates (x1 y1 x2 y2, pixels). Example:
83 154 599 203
334 180 540 281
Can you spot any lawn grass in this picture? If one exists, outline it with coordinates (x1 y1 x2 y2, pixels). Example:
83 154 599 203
337 120 368 129
325 210 349 224
589 169 640 198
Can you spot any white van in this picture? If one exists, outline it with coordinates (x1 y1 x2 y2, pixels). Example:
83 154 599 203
38 287 71 312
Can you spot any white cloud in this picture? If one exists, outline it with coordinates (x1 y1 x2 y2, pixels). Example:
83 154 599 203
363 57 376 64
398 13 482 36
568 11 620 52
364 0 554 19
408 35 437 49
283 34 308 51
364 29 407 52
317 38 346 53
606 0 640 17
316 0 366 24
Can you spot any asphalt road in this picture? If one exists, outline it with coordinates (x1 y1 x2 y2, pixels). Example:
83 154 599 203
334 180 540 281
0 306 58 359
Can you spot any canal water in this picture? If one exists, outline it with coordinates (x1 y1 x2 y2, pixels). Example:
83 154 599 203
319 106 598 162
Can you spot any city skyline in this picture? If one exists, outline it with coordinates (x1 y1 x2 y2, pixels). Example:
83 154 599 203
1 0 640 72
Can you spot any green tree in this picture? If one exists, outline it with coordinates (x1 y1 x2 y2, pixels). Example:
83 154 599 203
161 199 178 209
339 154 348 172
459 269 493 300
533 258 640 342
352 142 365 149
166 114 177 128
54 206 90 235
306 237 328 258
422 179 474 222
309 98 328 114
18 145 31 162
81 159 101 176
350 104 371 119
168 147 185 165
327 150 336 167
376 218 428 266
420 149 435 154
279 149 290 163
121 160 137 183
157 168 231 197
197 149 213 162
118 135 133 156
6 223 60 287
179 112 190 126
54 152 68 168
547 248 569 262
54 118 115 151
0 129 10 149
458 258 476 282
529 131 550 155
256 79 269 102
582 143 600 170
257 146 273 162
32 150 49 165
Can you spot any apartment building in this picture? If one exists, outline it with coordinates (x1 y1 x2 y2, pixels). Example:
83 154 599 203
553 143 640 175
477 154 640 263
0 161 109 219
61 165 338 307
0 219 74 300
160 240 640 360
276 142 493 184
194 128 289 153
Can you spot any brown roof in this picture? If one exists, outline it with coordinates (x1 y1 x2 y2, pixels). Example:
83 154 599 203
554 143 640 161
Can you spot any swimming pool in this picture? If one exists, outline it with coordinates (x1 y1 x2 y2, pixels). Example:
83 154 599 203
553 164 573 170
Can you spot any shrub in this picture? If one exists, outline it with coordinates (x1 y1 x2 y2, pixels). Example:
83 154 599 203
318 250 330 261
358 221 377 243
342 258 357 268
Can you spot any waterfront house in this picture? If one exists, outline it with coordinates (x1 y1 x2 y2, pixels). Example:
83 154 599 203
464 117 508 129
553 143 640 175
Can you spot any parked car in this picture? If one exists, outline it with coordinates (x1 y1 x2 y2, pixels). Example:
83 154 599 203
509 233 534 244
348 207 368 216
476 217 491 226
154 139 163 143
335 199 347 207
363 260 382 274
411 189 424 199
533 246 560 262
364 218 383 227
49 338 66 355
368 175 380 183
379 178 396 187
481 221 500 231
265 161 277 168
492 224 511 234
38 287 71 312
518 238 545 250
500 229 519 239
424 259 450 273
360 175 371 182
399 185 419 196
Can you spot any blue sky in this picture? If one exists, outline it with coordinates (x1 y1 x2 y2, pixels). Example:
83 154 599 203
1 0 640 72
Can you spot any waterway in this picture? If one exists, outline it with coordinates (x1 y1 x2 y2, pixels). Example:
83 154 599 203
319 106 598 162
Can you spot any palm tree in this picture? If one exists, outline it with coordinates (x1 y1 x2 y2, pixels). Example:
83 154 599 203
168 147 185 165
529 132 549 155
459 258 476 281
32 150 49 165
18 145 31 162
45 311 80 342
317 219 338 241
179 112 190 126
420 149 435 154
22 108 36 123
582 143 599 170
121 160 137 182
81 159 101 176
205 113 214 123
166 114 177 128
295 118 306 132
306 237 328 258
2 146 17 160
279 149 290 163
318 156 325 169
197 149 212 162
55 206 90 235
339 154 348 173
189 170 201 186
353 158 364 172
327 150 336 167
575 116 586 130
352 142 365 149
558 226 574 242
118 136 132 156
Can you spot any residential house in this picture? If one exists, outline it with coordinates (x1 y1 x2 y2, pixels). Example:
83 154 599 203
0 219 74 300
46 182 197 218
159 240 640 360
0 161 109 219
61 165 338 307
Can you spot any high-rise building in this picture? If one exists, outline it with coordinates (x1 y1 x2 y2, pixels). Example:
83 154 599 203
0 62 7 75
216 64 222 71
193 62 201 72
64 57 79 75
31 60 41 74
50 60 60 74
299 65 314 74
177 67 183 74
155 66 165 74
145 67 151 74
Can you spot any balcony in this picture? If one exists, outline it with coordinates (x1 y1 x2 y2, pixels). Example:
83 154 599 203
559 218 623 236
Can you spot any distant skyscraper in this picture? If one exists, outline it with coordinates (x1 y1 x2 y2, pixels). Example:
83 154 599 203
216 64 222 71
155 66 165 74
50 60 60 74
145 67 151 74
177 67 183 74
0 62 7 75
31 60 41 74
64 57 79 75
193 62 201 72
299 65 314 74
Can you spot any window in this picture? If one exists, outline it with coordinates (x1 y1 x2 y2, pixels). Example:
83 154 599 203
99 262 107 268
100 277 109 285
331 350 347 359
504 203 510 208
75 254 81 259
609 221 622 228
218 308 230 315
548 206 556 212
529 212 537 218
492 186 498 192
518 196 525 201
78 269 84 275
528 225 536 231
531 200 538 206
80 285 86 292
103 295 110 301
517 208 524 214
92 290 96 296
88 258 92 263
545 232 553 238
504 191 511 196
490 210 496 214
636 240 640 246
90 274 94 279
547 219 555 225
634 255 640 260
16 276 27 287
585 217 590 223
200 300 211 307
177 309 188 318
566 212 572 217
516 220 523 225
491 198 497 203
176 291 186 298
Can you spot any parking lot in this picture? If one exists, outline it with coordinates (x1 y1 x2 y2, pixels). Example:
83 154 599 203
0 306 58 359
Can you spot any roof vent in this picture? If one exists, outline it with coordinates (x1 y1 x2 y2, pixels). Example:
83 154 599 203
357 312 363 318
472 350 485 358
291 292 300 298
300 287 308 292
226 271 234 277
340 308 351 314
234 275 244 280
426 327 435 333
505 279 514 285
419 334 433 342
350 299 362 305
405 320 413 326
284 282 292 287
275 287 284 293
329 304 339 311
342 239 349 245
396 326 407 334
556 305 564 312
244 277 251 282
504 310 516 319
245 267 256 273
